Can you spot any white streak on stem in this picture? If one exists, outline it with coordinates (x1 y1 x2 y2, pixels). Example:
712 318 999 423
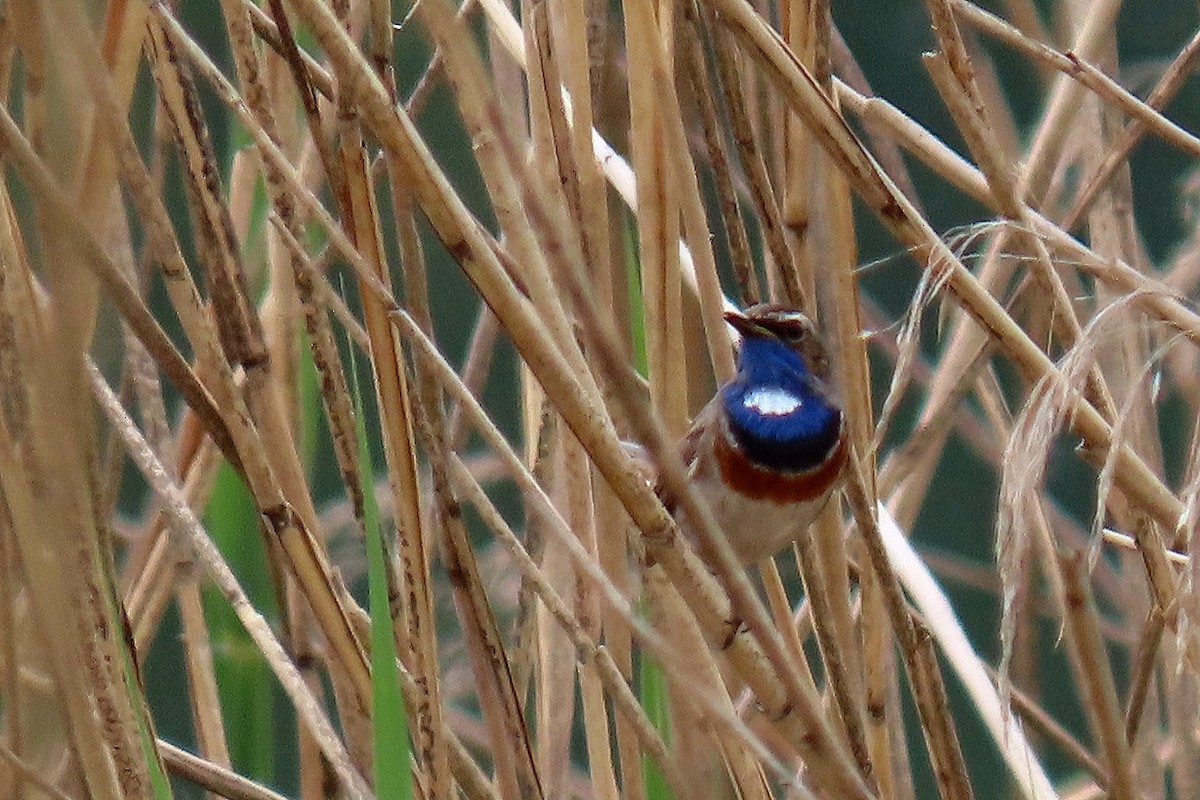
878 502 1057 800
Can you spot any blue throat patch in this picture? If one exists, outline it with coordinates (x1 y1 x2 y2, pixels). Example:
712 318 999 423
721 335 842 472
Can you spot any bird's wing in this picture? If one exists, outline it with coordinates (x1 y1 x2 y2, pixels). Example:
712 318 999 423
653 394 722 513
679 394 721 476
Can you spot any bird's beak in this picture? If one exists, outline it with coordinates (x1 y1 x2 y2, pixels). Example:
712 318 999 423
723 308 758 337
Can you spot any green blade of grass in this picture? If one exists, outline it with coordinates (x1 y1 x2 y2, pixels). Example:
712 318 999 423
102 549 175 800
204 464 278 784
625 218 673 799
347 338 413 800
639 649 673 800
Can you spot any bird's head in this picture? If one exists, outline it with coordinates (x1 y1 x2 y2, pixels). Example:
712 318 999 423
718 303 842 473
723 303 831 382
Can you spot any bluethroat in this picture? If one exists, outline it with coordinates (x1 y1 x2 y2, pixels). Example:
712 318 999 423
673 303 849 564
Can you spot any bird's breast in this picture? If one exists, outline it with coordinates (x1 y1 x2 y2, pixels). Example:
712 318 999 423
713 421 848 503
682 423 848 563
721 380 843 472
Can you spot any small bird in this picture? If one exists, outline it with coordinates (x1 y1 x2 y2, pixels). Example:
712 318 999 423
674 303 849 564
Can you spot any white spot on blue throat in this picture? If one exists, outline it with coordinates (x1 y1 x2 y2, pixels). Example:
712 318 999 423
742 387 803 417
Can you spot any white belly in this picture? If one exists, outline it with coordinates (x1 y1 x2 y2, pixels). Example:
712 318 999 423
685 466 829 564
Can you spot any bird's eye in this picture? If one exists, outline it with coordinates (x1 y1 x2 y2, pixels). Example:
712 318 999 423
779 324 807 343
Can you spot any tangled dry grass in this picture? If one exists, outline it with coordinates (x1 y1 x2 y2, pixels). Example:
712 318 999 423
0 1 1198 799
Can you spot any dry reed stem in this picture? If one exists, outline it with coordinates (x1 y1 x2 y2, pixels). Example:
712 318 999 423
125 436 224 650
682 3 760 305
832 75 1194 528
954 1 1200 164
269 218 504 800
1062 24 1200 229
177 578 233 775
1124 604 1168 743
706 3 804 307
800 6 879 790
521 6 610 796
624 0 688 438
843 459 973 800
993 669 1108 786
0 215 151 800
340 120 450 795
1059 550 1137 800
87 357 373 798
156 739 290 800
